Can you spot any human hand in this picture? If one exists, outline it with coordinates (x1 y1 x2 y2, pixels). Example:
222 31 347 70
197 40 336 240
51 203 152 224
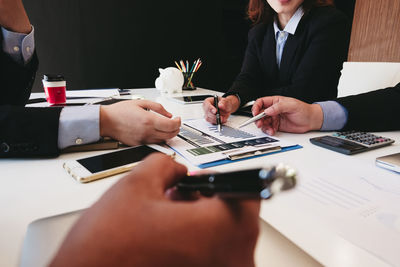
0 0 31 34
100 100 181 145
51 154 260 267
252 96 323 135
203 95 240 124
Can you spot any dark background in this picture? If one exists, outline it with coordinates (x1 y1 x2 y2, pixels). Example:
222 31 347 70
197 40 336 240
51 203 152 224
24 0 355 93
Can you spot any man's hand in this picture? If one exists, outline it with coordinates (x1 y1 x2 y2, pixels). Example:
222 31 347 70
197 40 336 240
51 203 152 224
0 0 31 33
100 100 181 146
51 154 260 267
203 95 240 124
252 96 324 135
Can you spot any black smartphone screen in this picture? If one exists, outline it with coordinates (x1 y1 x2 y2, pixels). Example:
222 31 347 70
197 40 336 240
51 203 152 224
77 146 158 173
183 95 212 102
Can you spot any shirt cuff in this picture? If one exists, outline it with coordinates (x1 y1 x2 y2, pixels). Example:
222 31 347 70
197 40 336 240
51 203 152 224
58 105 101 150
316 101 348 131
1 25 35 64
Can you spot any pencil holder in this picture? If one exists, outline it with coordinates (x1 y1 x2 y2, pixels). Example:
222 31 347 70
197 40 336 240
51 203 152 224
182 72 197 90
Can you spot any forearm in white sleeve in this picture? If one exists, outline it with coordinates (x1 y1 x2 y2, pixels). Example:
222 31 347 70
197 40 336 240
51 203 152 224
316 101 348 131
58 105 101 149
1 25 35 64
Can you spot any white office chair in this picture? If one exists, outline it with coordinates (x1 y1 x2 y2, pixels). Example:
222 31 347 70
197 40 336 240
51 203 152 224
19 210 83 267
20 211 321 267
338 62 400 97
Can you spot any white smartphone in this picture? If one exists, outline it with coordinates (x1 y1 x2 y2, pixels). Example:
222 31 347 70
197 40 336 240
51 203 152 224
63 145 174 183
170 95 213 104
376 152 400 173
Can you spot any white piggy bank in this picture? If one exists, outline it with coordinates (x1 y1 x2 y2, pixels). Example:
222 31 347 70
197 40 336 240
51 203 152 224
155 67 184 94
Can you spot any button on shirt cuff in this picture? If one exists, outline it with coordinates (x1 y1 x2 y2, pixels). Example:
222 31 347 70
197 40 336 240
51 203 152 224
1 25 35 64
316 101 348 131
58 105 101 150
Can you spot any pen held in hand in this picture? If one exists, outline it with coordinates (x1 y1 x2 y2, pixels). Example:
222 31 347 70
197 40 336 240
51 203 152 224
214 95 222 132
238 112 268 128
177 166 296 199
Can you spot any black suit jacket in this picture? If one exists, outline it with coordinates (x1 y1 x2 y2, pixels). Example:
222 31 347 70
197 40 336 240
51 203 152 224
337 83 400 132
0 106 62 157
228 6 350 105
0 46 62 157
0 32 38 105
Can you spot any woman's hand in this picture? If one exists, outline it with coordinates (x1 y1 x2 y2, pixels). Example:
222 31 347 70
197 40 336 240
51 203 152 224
203 95 240 124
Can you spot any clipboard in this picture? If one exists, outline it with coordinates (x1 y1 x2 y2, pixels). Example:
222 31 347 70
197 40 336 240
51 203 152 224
167 118 302 168
223 145 282 160
169 144 302 169
197 145 302 169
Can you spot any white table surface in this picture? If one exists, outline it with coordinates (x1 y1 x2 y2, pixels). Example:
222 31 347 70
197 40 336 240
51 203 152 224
1 88 399 267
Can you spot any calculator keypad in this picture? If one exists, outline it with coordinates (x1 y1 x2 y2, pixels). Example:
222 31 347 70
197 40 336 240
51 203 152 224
333 131 394 148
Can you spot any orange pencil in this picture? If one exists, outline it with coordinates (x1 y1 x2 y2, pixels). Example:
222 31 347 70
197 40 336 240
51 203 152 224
175 61 183 72
195 61 203 72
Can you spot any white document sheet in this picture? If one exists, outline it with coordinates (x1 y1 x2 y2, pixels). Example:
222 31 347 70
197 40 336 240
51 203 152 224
66 89 119 98
167 117 297 166
293 159 400 266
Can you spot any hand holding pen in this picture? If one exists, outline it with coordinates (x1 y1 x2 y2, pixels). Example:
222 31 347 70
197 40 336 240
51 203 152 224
214 95 222 132
251 96 322 136
202 95 240 125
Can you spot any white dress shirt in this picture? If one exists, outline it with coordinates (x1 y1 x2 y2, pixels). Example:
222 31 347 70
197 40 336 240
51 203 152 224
1 26 35 64
273 7 304 68
317 101 348 131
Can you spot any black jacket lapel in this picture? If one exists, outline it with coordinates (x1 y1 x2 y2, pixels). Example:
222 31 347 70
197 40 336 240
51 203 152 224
279 33 300 81
261 24 279 81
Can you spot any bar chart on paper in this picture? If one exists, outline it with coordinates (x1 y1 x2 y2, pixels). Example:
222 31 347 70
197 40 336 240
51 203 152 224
178 126 215 147
182 118 265 144
166 118 299 167
177 121 279 157
207 125 256 139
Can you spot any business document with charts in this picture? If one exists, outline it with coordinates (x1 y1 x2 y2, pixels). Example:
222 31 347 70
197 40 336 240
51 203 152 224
167 117 298 167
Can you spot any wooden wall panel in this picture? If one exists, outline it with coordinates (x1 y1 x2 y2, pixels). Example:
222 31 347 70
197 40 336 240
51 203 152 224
348 0 400 62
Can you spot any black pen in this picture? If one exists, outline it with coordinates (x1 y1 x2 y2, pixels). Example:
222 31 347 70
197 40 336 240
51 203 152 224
214 95 222 132
177 166 296 199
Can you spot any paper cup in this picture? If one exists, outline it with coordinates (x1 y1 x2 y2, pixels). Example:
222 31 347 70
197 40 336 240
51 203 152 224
42 75 66 105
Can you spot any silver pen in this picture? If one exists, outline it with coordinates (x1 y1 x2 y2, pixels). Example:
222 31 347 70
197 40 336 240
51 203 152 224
238 112 268 128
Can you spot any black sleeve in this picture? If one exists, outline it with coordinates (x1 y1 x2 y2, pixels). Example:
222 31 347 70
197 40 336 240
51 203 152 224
0 106 62 157
0 41 38 106
336 83 400 132
227 24 267 106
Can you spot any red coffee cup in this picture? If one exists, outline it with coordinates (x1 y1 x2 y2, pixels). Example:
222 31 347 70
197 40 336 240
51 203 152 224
42 74 66 105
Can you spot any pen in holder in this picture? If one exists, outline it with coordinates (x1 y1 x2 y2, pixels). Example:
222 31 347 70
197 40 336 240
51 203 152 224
175 58 202 90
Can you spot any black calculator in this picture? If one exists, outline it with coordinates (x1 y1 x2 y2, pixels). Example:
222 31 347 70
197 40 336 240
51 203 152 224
310 131 395 155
